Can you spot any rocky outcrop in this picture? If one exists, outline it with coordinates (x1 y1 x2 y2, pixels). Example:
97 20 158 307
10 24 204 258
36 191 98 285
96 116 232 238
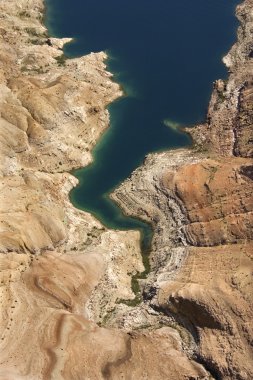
0 0 212 379
1 0 252 378
113 1 253 378
189 0 253 157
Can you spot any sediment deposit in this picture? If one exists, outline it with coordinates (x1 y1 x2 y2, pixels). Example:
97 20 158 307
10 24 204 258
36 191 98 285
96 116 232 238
0 0 252 379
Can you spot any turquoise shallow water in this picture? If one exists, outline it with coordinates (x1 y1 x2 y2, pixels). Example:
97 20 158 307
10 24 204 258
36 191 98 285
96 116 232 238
45 0 239 274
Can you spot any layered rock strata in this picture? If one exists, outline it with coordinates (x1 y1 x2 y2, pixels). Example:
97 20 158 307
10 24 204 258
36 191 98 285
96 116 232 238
113 1 253 379
0 0 213 379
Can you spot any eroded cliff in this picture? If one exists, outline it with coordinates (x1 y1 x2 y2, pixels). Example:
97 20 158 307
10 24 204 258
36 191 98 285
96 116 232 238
0 0 212 379
113 1 253 378
0 0 252 379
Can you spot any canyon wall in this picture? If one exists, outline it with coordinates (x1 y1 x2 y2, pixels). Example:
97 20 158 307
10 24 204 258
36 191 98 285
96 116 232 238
113 1 253 378
0 0 252 379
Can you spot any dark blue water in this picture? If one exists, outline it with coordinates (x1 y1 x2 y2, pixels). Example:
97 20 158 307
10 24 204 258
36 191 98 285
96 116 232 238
45 0 239 270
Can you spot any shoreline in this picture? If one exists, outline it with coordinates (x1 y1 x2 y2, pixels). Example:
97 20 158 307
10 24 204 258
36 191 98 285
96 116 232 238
0 0 252 378
112 1 253 377
44 0 156 305
0 1 155 376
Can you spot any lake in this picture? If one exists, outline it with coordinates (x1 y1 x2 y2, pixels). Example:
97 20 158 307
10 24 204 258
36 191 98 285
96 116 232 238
45 0 239 262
